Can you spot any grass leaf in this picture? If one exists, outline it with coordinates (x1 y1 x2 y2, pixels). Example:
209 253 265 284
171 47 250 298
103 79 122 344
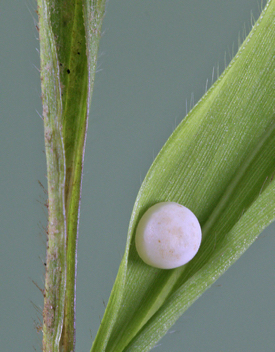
91 1 275 351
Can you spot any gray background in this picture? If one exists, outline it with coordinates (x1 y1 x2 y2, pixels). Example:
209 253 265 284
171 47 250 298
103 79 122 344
1 1 274 351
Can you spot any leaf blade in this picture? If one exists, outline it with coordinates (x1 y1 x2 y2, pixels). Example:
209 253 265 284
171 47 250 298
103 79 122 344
91 1 275 351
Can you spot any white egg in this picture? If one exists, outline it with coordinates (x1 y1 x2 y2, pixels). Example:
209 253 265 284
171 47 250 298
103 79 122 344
135 202 202 269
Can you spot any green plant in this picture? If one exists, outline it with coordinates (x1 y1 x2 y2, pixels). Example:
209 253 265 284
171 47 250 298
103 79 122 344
38 1 275 351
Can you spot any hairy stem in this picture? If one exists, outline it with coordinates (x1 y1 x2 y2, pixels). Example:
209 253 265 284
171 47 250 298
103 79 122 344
38 0 106 351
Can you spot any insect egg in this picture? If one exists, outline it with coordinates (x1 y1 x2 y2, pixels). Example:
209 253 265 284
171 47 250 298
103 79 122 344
135 202 202 269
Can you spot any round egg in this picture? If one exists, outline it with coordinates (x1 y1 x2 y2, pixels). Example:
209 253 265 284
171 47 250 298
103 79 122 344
135 202 202 269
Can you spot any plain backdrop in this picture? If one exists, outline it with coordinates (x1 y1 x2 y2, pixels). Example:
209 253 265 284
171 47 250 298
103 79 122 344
1 1 274 351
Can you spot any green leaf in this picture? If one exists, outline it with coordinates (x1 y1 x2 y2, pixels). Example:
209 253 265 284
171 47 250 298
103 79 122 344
91 1 275 351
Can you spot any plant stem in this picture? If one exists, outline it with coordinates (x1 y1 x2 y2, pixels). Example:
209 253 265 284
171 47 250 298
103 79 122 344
38 0 106 351
38 1 66 350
